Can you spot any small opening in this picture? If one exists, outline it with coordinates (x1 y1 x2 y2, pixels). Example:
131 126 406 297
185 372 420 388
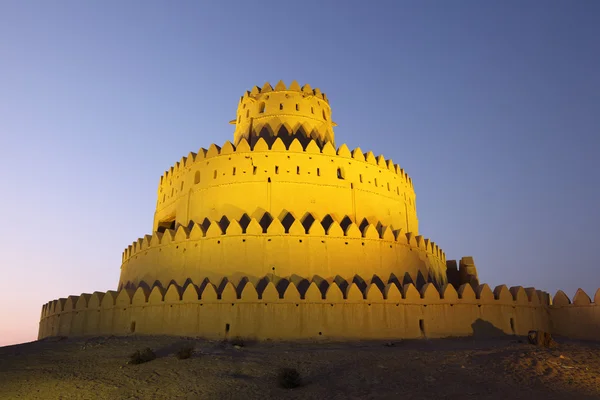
253 166 257 175
246 110 249 117
337 167 345 179
171 188 174 196
130 321 136 333
275 166 279 174
359 174 363 183
238 116 241 123
317 168 320 176
259 102 266 113
318 331 322 335
268 177 271 183
225 323 230 333
311 107 314 114
180 181 184 191
213 170 217 179
232 167 236 175
419 319 425 336
510 318 515 334
194 171 200 184
374 178 378 187
323 110 327 120
279 103 283 110
296 104 299 111
296 166 300 174
387 182 390 191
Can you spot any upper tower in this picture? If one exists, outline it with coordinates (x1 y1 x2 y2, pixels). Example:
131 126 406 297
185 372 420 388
230 80 337 149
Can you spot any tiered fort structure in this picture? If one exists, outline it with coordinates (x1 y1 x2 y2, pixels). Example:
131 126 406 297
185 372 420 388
39 81 598 341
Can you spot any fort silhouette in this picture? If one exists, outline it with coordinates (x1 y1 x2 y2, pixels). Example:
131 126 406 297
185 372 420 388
38 81 598 341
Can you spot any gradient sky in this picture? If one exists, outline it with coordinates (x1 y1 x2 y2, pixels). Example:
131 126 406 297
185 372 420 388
1 1 599 347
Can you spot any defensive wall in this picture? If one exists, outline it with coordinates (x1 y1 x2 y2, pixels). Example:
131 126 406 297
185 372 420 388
153 137 419 237
41 278 592 341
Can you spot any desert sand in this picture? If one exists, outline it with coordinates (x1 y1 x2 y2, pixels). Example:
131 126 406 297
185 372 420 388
0 335 599 400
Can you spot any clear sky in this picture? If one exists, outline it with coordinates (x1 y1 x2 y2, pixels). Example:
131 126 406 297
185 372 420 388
1 1 599 346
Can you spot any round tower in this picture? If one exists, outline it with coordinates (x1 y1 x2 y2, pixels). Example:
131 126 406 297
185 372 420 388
231 80 337 149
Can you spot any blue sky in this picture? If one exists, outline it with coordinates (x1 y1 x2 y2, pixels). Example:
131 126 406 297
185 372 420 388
1 1 599 345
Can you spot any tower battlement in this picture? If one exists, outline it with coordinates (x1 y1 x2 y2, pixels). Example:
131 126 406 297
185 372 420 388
231 81 336 148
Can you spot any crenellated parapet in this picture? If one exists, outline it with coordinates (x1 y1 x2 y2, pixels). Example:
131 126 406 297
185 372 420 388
153 137 418 243
39 278 569 341
118 210 448 292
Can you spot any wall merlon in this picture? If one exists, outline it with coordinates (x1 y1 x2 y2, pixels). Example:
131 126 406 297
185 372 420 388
552 290 571 306
573 288 592 305
441 283 459 301
351 147 365 162
476 284 494 301
337 144 351 158
493 285 513 304
458 283 476 301
364 151 376 165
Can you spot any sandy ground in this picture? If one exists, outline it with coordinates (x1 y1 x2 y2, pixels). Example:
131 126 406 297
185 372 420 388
0 335 599 400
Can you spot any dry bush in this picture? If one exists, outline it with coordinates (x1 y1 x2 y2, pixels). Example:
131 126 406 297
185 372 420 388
278 367 302 389
129 348 156 365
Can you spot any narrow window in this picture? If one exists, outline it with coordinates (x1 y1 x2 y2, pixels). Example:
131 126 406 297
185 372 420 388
323 110 327 120
238 116 241 123
225 323 230 333
213 170 217 179
171 188 174 196
130 321 136 333
275 166 279 174
419 319 425 336
253 166 257 175
194 171 200 184
259 102 266 113
180 181 184 191
387 182 390 191
296 166 300 175
279 103 283 110
232 167 236 175
317 168 320 176
510 318 515 334
374 178 378 187
311 106 314 114
243 104 246 109
359 174 363 183
246 110 249 118
337 167 344 179
162 194 166 202
296 104 299 111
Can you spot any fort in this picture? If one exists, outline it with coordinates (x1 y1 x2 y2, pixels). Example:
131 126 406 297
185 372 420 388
38 81 599 342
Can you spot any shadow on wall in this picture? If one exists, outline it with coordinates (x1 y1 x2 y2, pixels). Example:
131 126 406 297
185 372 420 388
471 319 511 338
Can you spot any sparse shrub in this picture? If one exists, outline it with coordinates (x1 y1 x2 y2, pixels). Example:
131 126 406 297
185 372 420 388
176 344 194 360
278 367 302 389
129 347 156 365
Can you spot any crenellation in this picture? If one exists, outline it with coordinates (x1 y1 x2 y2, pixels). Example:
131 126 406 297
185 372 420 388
458 284 476 301
476 284 494 301
572 288 592 305
441 284 459 301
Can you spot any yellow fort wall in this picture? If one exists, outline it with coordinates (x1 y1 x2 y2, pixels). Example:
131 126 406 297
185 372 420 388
39 279 571 341
153 137 418 236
